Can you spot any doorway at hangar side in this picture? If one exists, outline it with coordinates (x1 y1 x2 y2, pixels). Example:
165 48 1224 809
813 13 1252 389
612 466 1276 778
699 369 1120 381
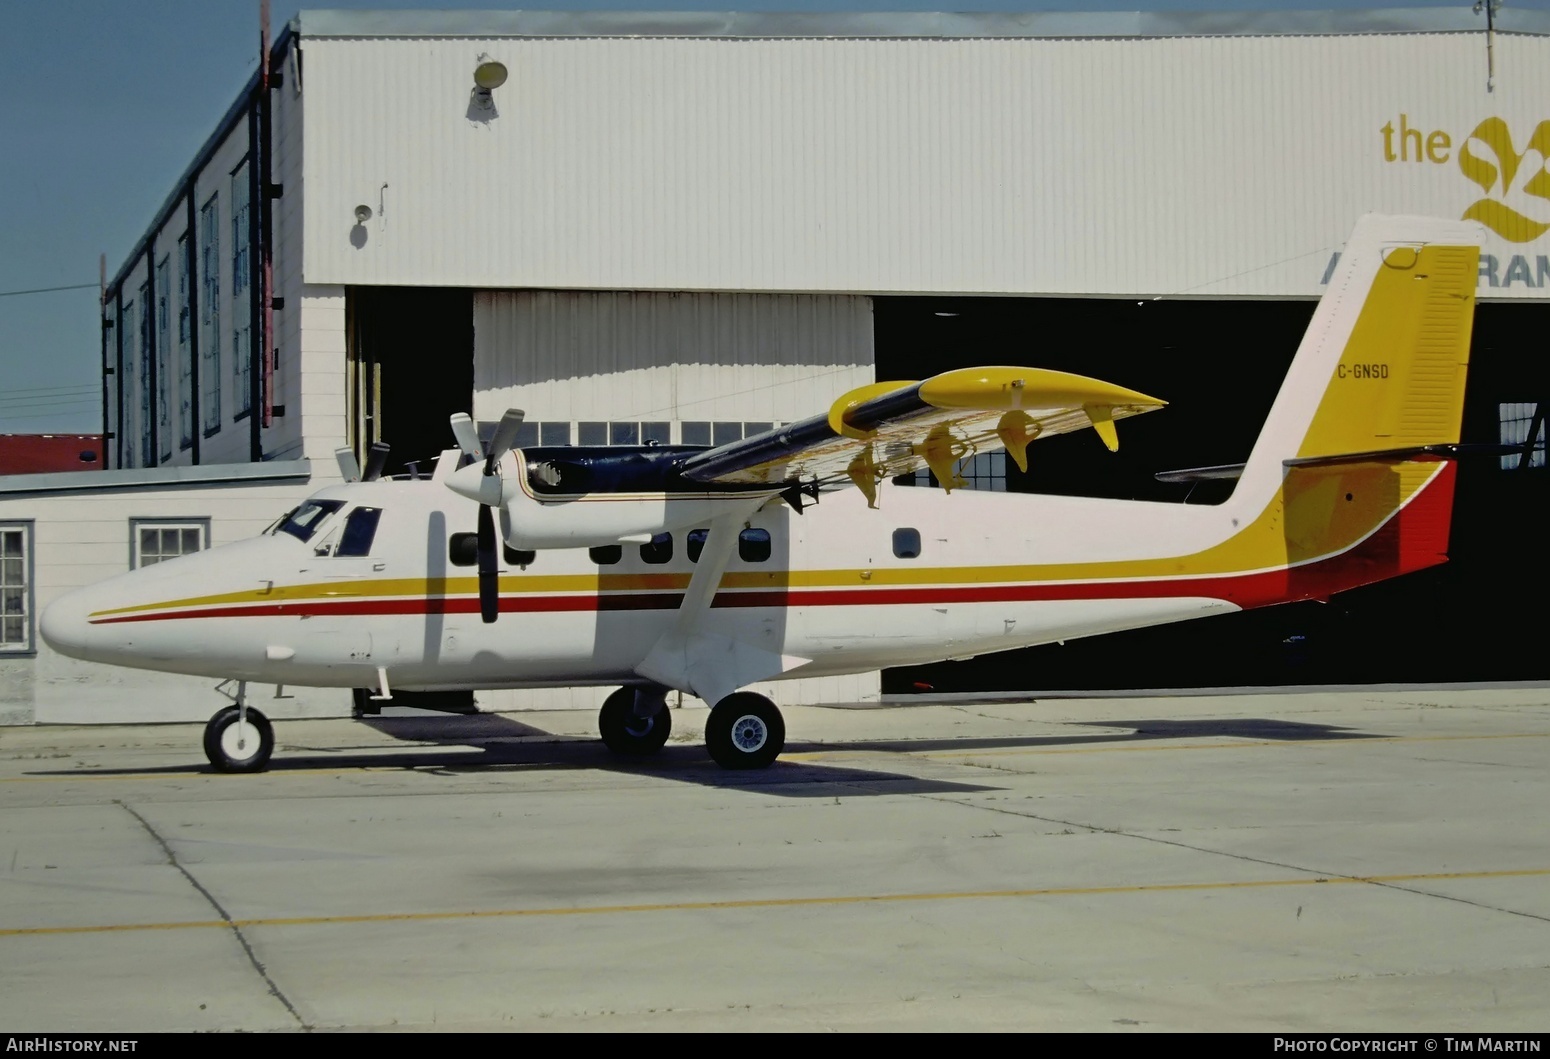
874 296 1549 692
347 287 476 480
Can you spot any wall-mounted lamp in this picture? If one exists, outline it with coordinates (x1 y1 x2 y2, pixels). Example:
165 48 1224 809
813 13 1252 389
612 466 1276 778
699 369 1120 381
354 204 373 224
471 58 508 112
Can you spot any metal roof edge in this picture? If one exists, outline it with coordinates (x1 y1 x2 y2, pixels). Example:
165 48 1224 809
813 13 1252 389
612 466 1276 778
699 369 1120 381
0 460 313 497
293 7 1549 40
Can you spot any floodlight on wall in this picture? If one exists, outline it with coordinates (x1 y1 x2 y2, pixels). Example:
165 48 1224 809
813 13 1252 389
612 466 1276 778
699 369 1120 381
471 58 508 111
354 204 373 224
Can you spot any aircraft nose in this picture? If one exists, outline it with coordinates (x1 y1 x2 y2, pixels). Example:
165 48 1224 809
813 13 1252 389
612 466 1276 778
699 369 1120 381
40 584 103 661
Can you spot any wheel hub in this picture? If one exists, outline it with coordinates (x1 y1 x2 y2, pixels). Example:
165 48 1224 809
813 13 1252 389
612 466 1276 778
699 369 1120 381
220 721 261 762
730 715 768 753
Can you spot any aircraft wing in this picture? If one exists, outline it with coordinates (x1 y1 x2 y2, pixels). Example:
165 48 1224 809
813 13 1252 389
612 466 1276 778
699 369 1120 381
679 366 1165 504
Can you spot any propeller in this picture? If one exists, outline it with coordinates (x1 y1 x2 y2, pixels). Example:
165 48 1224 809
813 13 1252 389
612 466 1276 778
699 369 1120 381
362 442 391 482
447 409 526 623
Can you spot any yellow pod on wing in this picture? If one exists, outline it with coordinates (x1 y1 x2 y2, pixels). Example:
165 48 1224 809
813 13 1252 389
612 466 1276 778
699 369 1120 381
918 366 1165 412
827 380 918 439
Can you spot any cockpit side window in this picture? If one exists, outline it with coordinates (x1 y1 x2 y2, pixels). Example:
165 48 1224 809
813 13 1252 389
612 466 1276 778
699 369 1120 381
334 507 382 557
273 500 345 542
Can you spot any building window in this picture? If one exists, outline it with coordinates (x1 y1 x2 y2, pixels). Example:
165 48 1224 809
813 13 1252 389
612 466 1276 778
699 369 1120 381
232 168 252 419
155 257 172 462
1499 402 1546 470
909 450 1008 492
132 519 210 569
679 422 773 447
1 523 33 653
177 234 193 450
540 422 571 446
139 280 152 468
121 298 138 469
201 192 224 430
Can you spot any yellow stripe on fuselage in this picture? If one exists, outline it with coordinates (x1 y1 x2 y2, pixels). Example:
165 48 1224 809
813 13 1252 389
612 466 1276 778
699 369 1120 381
87 462 1441 621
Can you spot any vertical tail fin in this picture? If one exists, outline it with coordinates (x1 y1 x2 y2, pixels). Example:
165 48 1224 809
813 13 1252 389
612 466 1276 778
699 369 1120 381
1240 214 1482 489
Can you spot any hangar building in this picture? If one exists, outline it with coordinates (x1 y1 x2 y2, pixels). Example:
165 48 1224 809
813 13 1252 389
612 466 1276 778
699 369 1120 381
3 8 1547 724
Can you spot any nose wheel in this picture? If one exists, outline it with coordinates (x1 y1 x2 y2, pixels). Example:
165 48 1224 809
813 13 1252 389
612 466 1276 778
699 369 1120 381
705 692 785 769
203 705 275 773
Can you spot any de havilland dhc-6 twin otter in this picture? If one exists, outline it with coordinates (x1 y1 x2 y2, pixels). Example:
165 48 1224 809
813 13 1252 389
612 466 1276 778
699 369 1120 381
42 214 1485 773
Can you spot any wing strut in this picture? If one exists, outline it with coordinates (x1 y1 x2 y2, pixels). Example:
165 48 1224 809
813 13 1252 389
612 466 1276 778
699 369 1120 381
634 506 810 706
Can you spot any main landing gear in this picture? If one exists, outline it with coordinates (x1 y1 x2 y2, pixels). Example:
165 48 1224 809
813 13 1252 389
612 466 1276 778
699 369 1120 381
598 686 673 756
705 692 785 769
203 681 274 773
597 687 786 769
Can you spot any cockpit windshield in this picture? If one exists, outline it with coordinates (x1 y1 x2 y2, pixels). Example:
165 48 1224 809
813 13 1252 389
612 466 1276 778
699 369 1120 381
271 499 345 542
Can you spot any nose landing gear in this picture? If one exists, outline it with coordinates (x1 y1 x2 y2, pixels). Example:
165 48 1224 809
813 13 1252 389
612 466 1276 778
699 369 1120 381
203 680 275 773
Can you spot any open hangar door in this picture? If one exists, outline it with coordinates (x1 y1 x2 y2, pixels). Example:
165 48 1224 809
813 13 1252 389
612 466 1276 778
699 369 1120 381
347 286 476 479
874 296 1548 693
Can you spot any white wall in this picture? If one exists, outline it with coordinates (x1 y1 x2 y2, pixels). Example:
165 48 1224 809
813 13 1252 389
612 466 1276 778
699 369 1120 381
298 27 1550 299
473 291 875 426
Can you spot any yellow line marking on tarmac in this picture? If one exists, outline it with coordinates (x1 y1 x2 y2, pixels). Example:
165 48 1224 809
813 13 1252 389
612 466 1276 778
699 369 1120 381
3 730 1547 781
3 867 1546 939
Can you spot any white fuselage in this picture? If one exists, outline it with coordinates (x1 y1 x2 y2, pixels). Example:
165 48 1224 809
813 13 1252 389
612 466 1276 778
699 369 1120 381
40 476 1257 695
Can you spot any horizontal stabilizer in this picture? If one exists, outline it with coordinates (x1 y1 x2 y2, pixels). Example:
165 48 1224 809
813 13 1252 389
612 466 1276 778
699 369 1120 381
1154 462 1246 485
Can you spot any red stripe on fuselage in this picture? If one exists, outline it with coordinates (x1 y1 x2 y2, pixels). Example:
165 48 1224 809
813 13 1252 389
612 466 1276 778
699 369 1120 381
92 464 1455 626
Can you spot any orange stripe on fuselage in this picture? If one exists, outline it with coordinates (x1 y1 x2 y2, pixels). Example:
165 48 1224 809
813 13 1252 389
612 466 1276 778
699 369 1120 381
89 464 1454 626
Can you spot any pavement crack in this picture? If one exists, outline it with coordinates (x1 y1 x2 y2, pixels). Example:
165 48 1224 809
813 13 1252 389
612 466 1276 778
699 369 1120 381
923 796 1550 924
116 799 309 1029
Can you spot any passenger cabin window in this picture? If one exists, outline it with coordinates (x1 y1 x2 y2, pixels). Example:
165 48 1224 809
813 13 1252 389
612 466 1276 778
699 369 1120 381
334 507 382 557
274 500 344 543
590 545 622 565
449 534 535 568
448 533 478 567
640 533 673 565
893 528 922 559
686 528 709 563
739 528 772 563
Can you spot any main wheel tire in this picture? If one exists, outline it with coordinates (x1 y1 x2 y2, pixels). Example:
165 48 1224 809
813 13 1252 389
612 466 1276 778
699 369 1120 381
705 692 785 770
598 687 672 756
203 706 275 773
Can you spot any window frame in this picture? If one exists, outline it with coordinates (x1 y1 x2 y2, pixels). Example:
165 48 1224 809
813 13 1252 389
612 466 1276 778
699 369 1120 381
129 517 211 570
0 521 35 656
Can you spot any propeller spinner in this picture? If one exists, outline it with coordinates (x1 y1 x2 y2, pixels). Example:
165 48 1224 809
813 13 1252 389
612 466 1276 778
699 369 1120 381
447 409 525 623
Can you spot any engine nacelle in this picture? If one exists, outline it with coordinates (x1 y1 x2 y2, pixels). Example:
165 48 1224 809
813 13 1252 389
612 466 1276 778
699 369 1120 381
449 448 773 551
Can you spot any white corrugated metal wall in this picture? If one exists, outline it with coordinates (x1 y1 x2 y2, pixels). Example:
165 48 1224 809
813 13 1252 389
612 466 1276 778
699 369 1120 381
301 29 1550 299
472 291 874 427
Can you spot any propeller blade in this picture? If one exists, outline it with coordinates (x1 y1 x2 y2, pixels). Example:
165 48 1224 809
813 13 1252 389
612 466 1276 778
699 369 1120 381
477 503 499 624
334 447 362 482
362 442 391 482
487 408 527 465
449 413 483 462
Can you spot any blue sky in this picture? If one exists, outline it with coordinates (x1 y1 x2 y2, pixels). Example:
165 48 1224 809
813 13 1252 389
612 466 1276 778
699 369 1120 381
1 0 1543 435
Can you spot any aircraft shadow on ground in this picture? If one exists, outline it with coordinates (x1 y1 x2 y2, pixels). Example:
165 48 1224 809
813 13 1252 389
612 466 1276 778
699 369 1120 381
777 715 1384 758
27 713 1380 794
